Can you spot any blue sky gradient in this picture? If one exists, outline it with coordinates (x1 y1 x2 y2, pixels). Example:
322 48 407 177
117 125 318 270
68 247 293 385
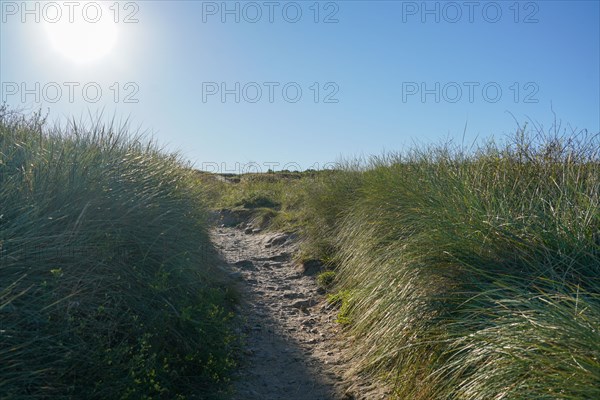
1 0 599 171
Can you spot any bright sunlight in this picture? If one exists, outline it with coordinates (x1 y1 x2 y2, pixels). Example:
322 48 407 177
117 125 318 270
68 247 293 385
43 2 118 64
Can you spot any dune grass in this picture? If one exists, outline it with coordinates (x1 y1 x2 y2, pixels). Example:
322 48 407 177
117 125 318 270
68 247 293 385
0 108 237 399
195 170 313 231
191 122 600 398
14 105 594 399
301 124 600 398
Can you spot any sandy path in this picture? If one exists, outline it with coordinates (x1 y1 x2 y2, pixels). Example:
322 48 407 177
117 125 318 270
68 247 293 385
210 223 390 400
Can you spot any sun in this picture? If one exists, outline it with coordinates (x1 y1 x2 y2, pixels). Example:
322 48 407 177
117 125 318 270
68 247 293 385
44 2 118 64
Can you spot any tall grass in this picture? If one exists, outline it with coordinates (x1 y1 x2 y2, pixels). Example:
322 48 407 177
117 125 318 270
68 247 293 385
195 171 312 231
303 124 600 398
0 108 236 399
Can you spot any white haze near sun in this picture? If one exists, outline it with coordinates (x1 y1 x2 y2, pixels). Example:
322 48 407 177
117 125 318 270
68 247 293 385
43 2 118 64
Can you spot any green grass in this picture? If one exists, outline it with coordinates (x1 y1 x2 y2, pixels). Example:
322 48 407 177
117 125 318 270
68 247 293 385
301 124 600 399
14 104 596 399
316 270 336 289
193 123 600 398
194 170 315 232
326 289 353 325
0 108 237 399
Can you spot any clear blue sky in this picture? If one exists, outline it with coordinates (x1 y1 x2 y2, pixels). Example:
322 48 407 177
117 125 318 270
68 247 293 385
1 0 599 172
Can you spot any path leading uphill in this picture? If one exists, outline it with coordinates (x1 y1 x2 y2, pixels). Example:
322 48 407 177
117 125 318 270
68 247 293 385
210 216 390 400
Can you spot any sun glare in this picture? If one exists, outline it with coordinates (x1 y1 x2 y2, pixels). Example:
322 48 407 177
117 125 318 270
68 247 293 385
44 3 118 64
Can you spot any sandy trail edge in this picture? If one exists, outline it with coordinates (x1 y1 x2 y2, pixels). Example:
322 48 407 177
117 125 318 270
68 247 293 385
210 224 390 400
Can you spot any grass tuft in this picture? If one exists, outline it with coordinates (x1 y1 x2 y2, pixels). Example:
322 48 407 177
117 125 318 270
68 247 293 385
302 123 600 398
0 107 237 399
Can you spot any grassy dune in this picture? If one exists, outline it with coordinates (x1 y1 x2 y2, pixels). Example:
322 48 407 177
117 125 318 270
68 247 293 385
0 109 236 399
194 123 600 397
4 106 598 399
195 170 312 231
303 127 600 398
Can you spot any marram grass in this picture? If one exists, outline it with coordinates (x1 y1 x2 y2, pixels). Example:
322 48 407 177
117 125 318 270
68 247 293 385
302 126 600 399
0 108 236 399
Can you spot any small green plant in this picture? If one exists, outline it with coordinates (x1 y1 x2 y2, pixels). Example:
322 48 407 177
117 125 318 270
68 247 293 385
317 270 336 289
327 290 353 325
